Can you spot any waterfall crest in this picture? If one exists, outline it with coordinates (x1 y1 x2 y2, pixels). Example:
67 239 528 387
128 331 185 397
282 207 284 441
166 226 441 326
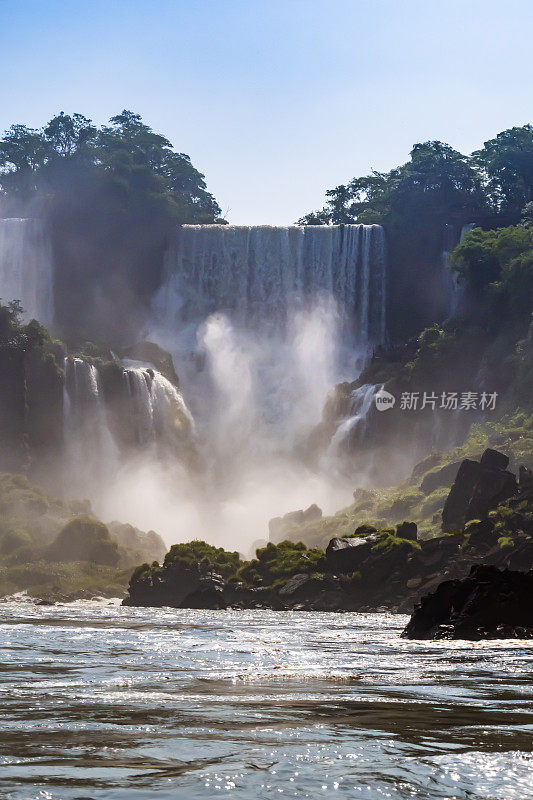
154 224 387 349
0 218 54 324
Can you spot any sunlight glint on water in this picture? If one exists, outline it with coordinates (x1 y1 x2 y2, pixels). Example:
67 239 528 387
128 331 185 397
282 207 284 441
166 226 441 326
1 601 532 799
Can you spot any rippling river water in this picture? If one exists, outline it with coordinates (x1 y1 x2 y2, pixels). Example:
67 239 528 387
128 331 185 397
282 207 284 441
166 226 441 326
1 601 532 799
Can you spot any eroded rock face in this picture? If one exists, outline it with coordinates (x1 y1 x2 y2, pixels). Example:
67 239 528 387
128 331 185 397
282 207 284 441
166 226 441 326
442 449 518 532
402 565 533 640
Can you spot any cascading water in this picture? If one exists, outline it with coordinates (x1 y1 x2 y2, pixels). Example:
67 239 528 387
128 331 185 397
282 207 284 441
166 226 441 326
154 224 387 349
124 364 194 452
328 383 380 457
0 218 54 324
63 358 119 490
441 222 475 314
62 357 195 500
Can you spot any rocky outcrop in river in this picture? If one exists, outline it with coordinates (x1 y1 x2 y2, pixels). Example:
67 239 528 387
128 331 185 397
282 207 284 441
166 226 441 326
123 448 533 613
402 565 533 640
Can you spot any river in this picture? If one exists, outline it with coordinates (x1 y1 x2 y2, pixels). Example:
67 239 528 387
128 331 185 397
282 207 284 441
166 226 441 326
1 600 532 799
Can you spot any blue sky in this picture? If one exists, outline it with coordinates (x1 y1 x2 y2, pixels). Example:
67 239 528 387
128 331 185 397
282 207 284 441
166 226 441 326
0 0 531 224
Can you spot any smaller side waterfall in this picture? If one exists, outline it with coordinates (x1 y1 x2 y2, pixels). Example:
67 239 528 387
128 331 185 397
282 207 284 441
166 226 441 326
0 218 54 324
63 357 195 492
124 365 194 450
327 384 380 458
63 358 119 484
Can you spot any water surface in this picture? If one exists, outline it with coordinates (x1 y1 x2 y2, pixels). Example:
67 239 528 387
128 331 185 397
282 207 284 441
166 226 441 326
1 601 532 799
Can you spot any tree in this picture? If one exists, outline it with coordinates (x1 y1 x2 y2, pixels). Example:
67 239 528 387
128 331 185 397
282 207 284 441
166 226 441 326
473 125 533 221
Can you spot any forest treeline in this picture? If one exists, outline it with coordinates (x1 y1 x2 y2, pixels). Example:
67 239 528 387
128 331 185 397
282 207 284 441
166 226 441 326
299 126 533 337
0 109 222 223
299 126 533 229
0 110 224 342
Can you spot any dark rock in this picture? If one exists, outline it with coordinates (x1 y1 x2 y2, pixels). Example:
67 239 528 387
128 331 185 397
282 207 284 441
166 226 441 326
123 563 202 607
396 521 417 541
278 573 312 597
442 450 518 532
467 467 517 521
182 572 227 609
402 565 533 640
354 523 377 536
480 448 509 471
420 461 461 495
325 536 375 573
464 519 498 551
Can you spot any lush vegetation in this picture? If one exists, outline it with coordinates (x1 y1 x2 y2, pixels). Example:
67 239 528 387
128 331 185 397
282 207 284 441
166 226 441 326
0 110 221 222
299 125 533 337
450 224 533 321
0 110 224 342
0 472 165 600
300 126 533 230
163 540 242 579
237 540 323 588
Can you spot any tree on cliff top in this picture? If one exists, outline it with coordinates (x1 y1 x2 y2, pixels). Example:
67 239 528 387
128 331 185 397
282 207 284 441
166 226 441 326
0 110 222 224
0 110 224 342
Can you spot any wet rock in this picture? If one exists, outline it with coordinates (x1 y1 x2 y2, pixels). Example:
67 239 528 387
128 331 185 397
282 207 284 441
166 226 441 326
123 563 202 607
402 565 533 640
278 574 312 597
182 572 227 610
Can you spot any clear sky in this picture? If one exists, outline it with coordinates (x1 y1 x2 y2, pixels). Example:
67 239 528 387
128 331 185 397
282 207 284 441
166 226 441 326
0 0 531 224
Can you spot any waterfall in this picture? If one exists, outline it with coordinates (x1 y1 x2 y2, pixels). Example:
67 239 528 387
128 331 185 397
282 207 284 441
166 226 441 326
63 356 195 487
328 384 379 457
126 368 156 447
63 357 119 488
154 224 387 349
0 218 54 325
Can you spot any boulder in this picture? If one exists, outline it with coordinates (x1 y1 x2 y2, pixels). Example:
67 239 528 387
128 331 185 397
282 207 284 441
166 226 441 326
395 521 417 541
325 536 375 573
278 573 312 597
464 519 498 551
123 563 202 607
402 565 533 640
442 449 518 532
182 572 227 609
480 448 509 471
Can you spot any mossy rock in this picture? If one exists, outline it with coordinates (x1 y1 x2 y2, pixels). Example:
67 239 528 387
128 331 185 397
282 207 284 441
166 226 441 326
48 515 119 567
